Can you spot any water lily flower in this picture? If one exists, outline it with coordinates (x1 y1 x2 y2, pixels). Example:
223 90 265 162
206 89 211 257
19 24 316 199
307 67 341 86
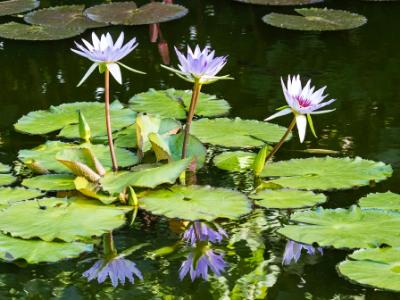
179 246 226 281
183 221 228 246
83 257 143 287
282 240 323 265
265 75 336 143
72 32 144 86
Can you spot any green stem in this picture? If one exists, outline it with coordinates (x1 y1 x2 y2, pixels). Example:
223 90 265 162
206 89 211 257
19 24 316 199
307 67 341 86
181 80 202 159
105 68 118 172
264 117 296 165
103 231 117 259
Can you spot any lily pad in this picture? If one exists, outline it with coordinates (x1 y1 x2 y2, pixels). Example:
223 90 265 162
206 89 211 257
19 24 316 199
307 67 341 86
233 0 324 5
262 8 367 31
139 185 251 221
0 174 16 186
261 157 392 191
100 158 191 194
0 22 85 41
278 206 400 249
0 197 131 242
85 2 188 26
191 118 289 148
250 189 326 209
213 151 257 172
0 233 93 264
129 88 230 119
0 163 11 173
359 192 400 211
14 101 135 137
24 5 106 29
0 0 39 17
22 174 76 191
18 141 138 174
0 187 43 206
337 247 400 292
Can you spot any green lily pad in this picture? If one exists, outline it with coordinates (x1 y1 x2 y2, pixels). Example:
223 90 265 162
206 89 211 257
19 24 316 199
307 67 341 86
250 189 326 209
85 2 188 26
261 157 392 191
14 101 135 137
100 158 191 194
0 163 11 173
191 118 289 148
213 151 257 172
0 22 85 41
0 233 93 264
22 174 76 191
129 88 230 119
233 0 324 5
337 247 400 292
262 8 367 31
139 185 251 221
18 141 138 174
359 192 400 211
24 5 106 29
0 0 39 17
278 206 400 249
0 174 16 186
0 187 43 206
0 197 131 242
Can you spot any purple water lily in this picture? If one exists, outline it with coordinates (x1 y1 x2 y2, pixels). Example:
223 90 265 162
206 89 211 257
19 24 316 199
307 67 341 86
83 257 143 288
265 75 336 143
282 240 323 265
183 221 228 246
179 248 226 281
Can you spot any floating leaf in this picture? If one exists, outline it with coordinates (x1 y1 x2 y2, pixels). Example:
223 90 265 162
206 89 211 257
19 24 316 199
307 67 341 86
261 157 392 191
139 185 251 221
0 22 85 41
232 0 323 5
262 8 367 31
338 247 400 292
359 192 400 211
191 118 289 148
0 0 39 17
278 206 400 249
74 177 116 205
0 174 16 186
24 5 106 29
0 163 11 173
100 158 191 194
115 125 137 148
15 101 135 137
213 151 257 172
0 187 43 206
85 2 188 26
22 174 76 191
0 197 131 242
0 233 93 264
250 189 326 209
129 88 230 119
18 141 138 174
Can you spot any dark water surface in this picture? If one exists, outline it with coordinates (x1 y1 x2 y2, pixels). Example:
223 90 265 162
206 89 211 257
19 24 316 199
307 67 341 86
0 0 400 299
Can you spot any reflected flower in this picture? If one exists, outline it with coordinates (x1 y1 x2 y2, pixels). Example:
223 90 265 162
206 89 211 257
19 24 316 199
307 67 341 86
83 257 143 287
183 221 228 245
265 75 336 143
282 240 323 265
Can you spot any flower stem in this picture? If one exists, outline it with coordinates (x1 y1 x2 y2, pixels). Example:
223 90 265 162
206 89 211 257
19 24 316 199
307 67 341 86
103 231 117 259
264 117 296 165
181 80 202 159
105 68 118 172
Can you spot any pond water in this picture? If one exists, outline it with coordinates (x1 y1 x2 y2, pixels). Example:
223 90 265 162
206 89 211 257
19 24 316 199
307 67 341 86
0 0 400 299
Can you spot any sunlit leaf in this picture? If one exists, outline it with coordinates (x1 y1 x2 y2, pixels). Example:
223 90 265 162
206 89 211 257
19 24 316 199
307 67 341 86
0 187 43 206
359 191 400 211
213 151 257 172
22 174 76 191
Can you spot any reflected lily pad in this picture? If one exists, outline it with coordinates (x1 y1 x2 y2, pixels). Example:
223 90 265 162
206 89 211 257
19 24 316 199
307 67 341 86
0 0 39 17
0 174 16 186
261 157 392 191
129 88 230 119
0 233 93 264
278 206 400 248
0 197 131 242
0 187 43 206
338 247 400 292
0 163 11 173
250 189 326 209
213 151 257 172
24 5 106 29
22 174 76 191
233 0 323 5
139 185 251 221
85 2 188 25
191 118 289 148
262 8 367 31
0 22 85 41
359 192 400 211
